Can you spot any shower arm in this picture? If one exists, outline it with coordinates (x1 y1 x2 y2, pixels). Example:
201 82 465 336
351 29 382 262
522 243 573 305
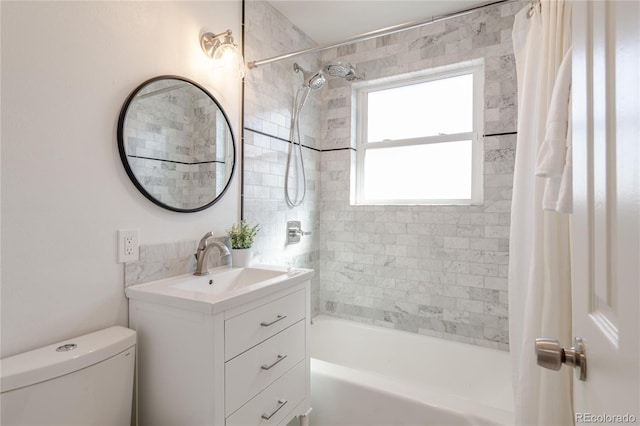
246 0 515 69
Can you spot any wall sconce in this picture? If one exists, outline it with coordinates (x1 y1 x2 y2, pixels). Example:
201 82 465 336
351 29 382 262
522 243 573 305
200 30 245 78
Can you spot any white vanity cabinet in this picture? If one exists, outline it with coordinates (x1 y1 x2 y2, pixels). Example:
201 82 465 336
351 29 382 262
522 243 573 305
127 269 312 426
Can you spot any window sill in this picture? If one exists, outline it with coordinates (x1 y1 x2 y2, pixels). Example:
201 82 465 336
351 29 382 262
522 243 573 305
352 199 484 207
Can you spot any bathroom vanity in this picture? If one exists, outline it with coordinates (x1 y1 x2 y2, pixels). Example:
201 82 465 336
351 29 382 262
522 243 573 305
125 266 313 426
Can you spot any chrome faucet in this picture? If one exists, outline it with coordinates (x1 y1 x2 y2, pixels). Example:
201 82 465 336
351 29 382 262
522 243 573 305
194 232 231 276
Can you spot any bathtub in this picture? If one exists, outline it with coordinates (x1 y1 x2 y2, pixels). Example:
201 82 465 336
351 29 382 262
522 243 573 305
309 315 514 426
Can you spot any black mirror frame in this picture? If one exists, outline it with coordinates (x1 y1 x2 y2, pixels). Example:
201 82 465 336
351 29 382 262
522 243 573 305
117 75 236 213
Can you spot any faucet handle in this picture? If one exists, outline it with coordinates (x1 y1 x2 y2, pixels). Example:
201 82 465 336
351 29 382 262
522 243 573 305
197 231 215 250
286 221 311 245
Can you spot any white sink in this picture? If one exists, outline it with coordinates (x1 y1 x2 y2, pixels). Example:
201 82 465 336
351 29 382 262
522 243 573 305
125 265 314 313
169 268 287 294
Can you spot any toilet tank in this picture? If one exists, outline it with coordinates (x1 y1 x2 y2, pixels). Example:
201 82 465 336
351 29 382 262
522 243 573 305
0 326 136 426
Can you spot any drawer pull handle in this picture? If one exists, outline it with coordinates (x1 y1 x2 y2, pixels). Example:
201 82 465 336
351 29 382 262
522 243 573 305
260 315 287 327
261 354 287 370
261 399 288 420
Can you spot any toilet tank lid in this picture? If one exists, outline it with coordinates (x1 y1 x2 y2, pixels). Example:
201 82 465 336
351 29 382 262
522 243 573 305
0 326 136 393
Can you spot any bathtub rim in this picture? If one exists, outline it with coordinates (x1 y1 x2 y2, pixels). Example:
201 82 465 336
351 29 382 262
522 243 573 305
310 314 514 425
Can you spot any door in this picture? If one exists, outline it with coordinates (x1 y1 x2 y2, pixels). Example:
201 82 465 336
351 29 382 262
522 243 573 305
572 0 639 422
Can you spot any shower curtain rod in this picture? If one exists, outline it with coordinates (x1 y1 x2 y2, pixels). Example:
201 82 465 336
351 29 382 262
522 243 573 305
247 0 516 69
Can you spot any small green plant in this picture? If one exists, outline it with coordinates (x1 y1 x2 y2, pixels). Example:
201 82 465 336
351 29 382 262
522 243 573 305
227 221 261 249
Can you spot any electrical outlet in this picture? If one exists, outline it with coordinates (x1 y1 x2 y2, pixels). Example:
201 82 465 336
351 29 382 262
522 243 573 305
118 229 139 263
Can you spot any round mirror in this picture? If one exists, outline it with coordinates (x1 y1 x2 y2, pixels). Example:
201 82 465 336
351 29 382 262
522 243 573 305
117 76 236 212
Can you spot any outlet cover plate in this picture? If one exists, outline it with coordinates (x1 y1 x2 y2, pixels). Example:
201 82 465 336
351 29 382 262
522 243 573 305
118 229 139 263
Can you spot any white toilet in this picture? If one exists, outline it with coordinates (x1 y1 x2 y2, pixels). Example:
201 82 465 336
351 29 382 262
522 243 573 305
0 326 136 426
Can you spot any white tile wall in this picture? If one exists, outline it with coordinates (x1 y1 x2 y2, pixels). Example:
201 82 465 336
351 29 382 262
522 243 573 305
243 0 524 350
315 1 524 350
244 0 323 314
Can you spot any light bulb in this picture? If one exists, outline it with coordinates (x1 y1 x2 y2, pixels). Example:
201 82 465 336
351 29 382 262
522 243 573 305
212 43 245 78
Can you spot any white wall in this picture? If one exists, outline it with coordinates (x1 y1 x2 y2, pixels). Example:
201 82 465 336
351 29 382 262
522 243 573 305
1 1 242 358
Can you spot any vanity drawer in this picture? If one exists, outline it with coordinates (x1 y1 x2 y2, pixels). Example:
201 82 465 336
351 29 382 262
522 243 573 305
225 289 305 360
225 361 305 426
225 320 305 416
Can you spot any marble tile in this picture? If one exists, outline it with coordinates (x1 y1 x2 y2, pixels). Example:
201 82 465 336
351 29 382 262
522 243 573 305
124 238 229 286
245 1 322 315
242 0 524 350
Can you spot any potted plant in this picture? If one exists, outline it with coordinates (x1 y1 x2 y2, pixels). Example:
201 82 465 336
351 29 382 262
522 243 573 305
226 220 261 267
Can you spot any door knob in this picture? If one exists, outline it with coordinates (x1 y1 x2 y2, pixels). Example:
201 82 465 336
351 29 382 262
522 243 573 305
535 337 587 381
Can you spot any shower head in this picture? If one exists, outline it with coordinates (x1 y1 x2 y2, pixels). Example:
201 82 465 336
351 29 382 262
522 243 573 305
307 73 326 89
323 62 360 81
293 63 326 90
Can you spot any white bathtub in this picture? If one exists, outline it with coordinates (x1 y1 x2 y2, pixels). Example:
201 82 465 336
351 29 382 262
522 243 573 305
309 315 514 426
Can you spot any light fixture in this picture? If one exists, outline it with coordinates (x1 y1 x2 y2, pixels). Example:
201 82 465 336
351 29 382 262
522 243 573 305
200 30 245 78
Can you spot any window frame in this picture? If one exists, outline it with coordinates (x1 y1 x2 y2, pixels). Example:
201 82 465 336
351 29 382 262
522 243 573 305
353 61 484 205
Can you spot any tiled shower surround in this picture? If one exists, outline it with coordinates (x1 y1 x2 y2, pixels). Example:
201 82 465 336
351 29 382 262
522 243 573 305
243 1 322 313
244 1 522 350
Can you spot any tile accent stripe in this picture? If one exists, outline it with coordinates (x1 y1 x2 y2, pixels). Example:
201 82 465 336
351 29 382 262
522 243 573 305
243 127 354 152
127 155 225 165
246 126 515 149
484 131 517 137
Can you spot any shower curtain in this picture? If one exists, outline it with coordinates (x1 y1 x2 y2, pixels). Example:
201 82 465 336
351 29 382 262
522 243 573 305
508 1 573 425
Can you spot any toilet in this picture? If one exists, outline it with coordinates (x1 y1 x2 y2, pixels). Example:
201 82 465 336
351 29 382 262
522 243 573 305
0 326 136 426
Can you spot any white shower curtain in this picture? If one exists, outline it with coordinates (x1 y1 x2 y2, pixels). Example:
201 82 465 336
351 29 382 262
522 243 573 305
508 1 573 425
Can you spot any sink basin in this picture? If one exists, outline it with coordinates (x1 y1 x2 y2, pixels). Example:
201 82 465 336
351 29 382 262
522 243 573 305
169 268 287 294
125 265 314 313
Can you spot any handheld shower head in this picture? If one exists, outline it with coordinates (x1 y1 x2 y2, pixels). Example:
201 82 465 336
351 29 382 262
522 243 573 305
286 60 361 209
293 63 326 89
307 73 326 89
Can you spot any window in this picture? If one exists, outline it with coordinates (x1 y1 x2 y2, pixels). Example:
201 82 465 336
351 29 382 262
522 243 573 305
353 62 483 205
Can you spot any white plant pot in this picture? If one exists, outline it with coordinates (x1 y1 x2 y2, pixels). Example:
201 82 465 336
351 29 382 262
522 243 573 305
231 248 252 267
